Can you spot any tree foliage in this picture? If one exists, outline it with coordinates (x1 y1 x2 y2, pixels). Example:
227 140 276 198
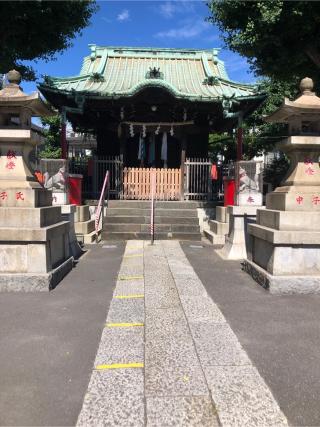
209 77 298 162
264 155 289 189
207 1 320 83
0 1 98 80
39 115 62 159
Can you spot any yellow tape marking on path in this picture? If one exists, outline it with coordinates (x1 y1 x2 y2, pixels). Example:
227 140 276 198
123 254 143 258
119 275 144 281
95 362 144 370
106 322 144 328
114 294 144 299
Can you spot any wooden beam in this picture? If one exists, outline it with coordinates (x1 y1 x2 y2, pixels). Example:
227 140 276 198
118 124 126 163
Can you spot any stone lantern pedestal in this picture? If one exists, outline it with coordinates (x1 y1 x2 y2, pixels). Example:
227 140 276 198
244 78 320 294
0 70 73 291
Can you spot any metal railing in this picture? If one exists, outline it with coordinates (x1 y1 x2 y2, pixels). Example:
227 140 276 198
95 171 110 240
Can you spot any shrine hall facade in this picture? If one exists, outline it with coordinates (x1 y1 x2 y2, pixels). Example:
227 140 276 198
39 46 264 200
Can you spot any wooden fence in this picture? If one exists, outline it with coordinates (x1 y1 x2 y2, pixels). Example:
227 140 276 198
122 167 181 200
69 156 218 200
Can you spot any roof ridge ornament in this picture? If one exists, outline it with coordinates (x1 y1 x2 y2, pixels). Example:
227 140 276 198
203 75 219 86
212 48 220 65
90 72 105 83
43 75 54 86
146 67 164 80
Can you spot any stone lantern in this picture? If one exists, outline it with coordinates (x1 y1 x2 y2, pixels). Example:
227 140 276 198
244 77 320 293
0 70 73 291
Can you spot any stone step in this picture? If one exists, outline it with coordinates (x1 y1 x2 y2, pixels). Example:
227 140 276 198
203 229 226 246
84 229 101 244
106 208 198 217
108 200 199 209
75 219 95 235
102 231 202 241
85 199 219 208
209 219 229 235
104 215 199 225
75 205 91 222
103 223 200 233
216 206 229 223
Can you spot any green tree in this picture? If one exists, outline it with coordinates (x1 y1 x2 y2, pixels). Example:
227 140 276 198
209 78 298 162
0 1 98 80
264 155 289 189
207 1 320 83
39 115 62 159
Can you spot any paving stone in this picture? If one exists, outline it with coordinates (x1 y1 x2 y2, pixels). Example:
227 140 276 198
180 294 226 323
77 239 287 427
123 248 144 258
114 281 144 296
84 369 144 399
145 307 190 340
205 365 288 426
94 327 144 365
190 322 251 366
145 334 198 367
145 284 180 308
107 298 144 324
77 395 144 426
144 270 175 288
115 279 144 289
174 278 208 296
121 257 143 265
145 363 209 397
77 369 144 426
123 251 143 262
169 265 198 280
146 396 219 427
118 265 144 277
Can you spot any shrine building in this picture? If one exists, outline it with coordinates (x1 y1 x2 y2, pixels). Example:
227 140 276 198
39 45 264 200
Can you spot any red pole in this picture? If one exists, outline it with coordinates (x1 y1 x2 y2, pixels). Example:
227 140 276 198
61 108 67 160
150 170 155 245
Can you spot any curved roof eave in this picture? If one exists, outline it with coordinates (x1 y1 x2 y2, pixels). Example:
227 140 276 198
39 81 263 105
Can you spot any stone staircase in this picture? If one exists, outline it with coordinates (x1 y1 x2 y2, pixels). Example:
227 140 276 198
74 205 98 244
203 206 229 245
102 200 202 241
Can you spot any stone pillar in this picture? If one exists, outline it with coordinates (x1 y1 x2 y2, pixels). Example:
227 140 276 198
217 161 264 260
0 70 73 291
244 77 320 294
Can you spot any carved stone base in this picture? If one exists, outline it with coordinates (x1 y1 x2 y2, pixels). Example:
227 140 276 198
216 205 264 260
243 259 320 295
0 256 73 292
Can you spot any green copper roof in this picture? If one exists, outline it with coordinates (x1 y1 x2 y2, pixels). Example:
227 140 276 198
41 45 260 102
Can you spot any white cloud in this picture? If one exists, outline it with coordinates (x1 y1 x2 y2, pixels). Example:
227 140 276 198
155 20 210 40
160 2 175 18
117 9 130 22
158 1 195 19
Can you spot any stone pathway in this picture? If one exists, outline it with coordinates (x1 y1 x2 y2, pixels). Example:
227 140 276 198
77 241 287 426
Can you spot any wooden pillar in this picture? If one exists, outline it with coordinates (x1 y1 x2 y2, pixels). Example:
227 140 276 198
237 113 243 161
118 124 126 164
180 135 187 201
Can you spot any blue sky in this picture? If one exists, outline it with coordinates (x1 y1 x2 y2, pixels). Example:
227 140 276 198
22 1 254 95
